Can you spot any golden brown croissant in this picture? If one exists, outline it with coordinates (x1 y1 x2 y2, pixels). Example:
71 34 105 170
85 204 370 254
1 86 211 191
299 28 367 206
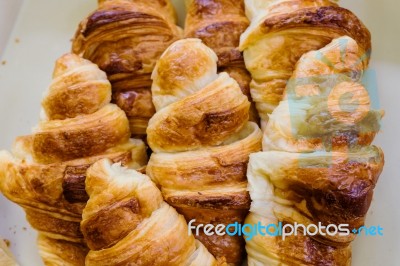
0 54 147 265
147 38 262 265
245 37 384 265
239 0 371 126
72 0 182 137
0 238 18 266
184 0 258 123
81 159 223 266
38 234 88 266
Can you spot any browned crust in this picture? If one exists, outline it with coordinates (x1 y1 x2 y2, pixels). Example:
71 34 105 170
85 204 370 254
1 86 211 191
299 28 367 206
72 2 180 136
168 190 250 265
72 4 180 77
32 127 128 164
43 82 111 120
263 147 385 248
62 151 132 204
1 147 140 220
277 231 352 265
26 209 83 241
167 191 250 210
112 89 155 118
261 6 371 53
290 150 384 230
186 21 248 67
148 101 250 152
195 232 245 265
63 164 91 203
38 234 89 266
81 198 142 251
161 162 247 189
32 107 130 164
84 11 158 37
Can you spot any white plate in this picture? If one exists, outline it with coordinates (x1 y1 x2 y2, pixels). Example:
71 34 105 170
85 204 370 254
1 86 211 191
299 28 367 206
0 0 399 265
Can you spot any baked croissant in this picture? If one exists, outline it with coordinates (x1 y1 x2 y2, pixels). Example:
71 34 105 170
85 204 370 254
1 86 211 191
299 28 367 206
0 54 147 265
184 0 258 122
147 38 262 265
72 0 182 137
0 238 18 266
38 234 88 266
245 37 384 265
81 159 223 266
239 0 371 126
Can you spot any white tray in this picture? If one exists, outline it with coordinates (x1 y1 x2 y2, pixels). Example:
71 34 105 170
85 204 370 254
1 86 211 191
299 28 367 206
0 0 399 265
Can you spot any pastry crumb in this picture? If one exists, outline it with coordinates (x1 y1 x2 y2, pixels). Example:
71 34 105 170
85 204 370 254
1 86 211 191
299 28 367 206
15 38 20 43
3 239 10 247
22 227 27 231
1 60 6 65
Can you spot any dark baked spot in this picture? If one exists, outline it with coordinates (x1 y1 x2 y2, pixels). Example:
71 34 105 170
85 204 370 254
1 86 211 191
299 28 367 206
82 198 142 250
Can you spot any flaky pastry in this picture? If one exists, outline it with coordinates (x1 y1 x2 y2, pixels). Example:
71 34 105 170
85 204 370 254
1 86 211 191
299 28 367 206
81 159 223 266
147 38 262 265
0 54 147 265
72 0 182 136
244 36 384 265
240 0 371 126
185 0 258 122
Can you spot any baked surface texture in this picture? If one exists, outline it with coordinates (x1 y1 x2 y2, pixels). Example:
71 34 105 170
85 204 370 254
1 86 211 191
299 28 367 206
147 38 263 265
72 0 182 137
185 0 259 123
0 54 147 265
240 0 371 127
244 35 384 265
81 159 224 266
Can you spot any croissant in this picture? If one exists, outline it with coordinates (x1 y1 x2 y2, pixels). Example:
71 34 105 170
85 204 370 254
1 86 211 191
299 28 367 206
184 0 258 123
239 0 371 126
245 37 384 265
72 0 182 137
81 159 223 266
0 238 18 266
38 235 88 266
0 54 147 265
147 38 262 265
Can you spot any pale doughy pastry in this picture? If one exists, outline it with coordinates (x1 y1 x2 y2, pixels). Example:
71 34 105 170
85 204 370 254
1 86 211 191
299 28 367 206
0 238 18 266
